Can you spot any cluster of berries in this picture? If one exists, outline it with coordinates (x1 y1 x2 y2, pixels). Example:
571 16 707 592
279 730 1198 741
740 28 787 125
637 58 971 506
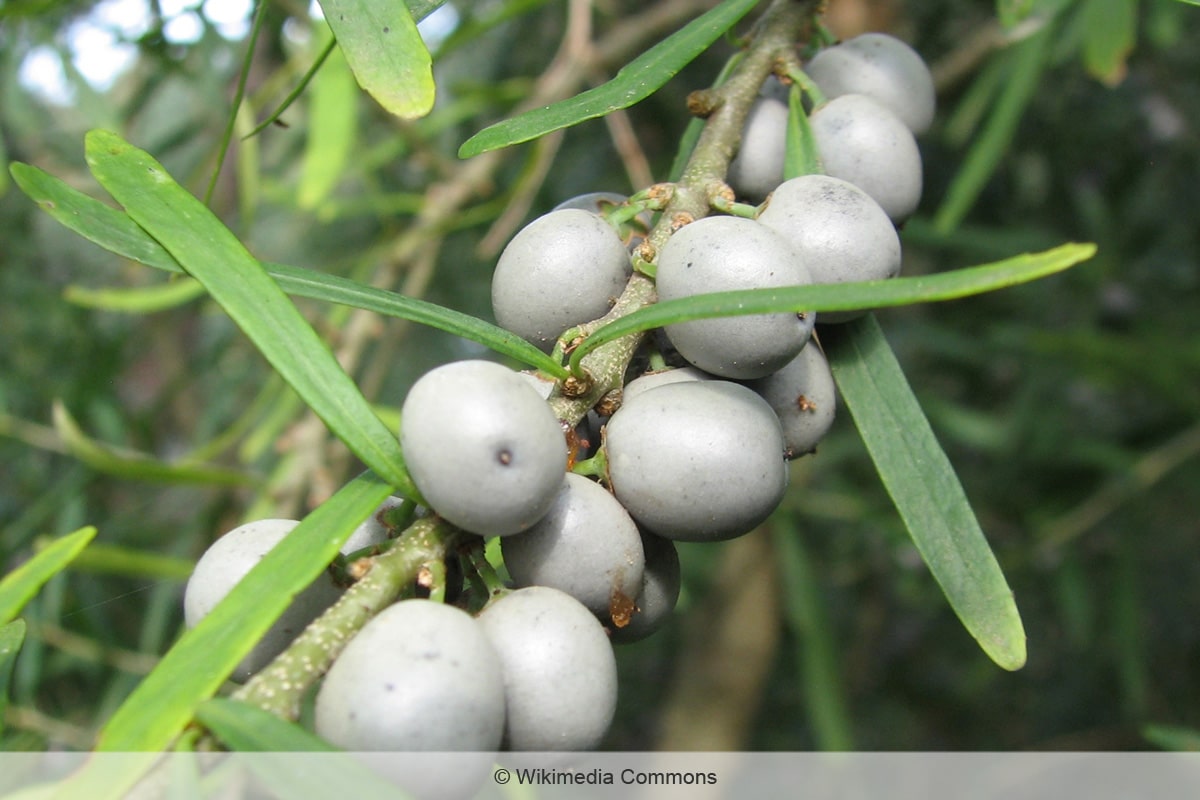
183 30 933 761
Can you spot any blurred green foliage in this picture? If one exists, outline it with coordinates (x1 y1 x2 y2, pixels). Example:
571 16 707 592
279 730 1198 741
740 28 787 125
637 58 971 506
1 0 1198 752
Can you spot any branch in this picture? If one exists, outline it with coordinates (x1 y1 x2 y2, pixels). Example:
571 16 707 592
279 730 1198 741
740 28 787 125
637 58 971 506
548 0 818 426
229 517 458 720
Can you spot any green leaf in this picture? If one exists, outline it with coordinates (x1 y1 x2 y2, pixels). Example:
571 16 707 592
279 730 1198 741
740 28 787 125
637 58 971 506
0 131 9 197
821 315 1027 670
64 277 207 313
246 2 444 139
933 26 1052 234
52 401 256 486
784 83 821 179
997 0 1036 27
97 471 395 751
0 527 97 625
318 0 434 119
67 543 195 581
1 620 27 737
195 698 336 751
82 130 416 496
206 737 404 800
0 755 163 800
771 519 854 750
299 25 358 209
458 0 761 157
238 757 418 800
269 263 568 378
1144 724 1200 751
406 0 447 22
942 54 1008 149
8 161 566 378
568 242 1096 373
1081 0 1138 86
9 162 179 270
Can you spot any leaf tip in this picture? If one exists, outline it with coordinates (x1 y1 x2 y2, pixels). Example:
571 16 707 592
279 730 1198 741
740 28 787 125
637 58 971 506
83 128 125 157
375 82 436 122
69 525 100 547
983 619 1027 671
457 135 488 160
995 645 1027 671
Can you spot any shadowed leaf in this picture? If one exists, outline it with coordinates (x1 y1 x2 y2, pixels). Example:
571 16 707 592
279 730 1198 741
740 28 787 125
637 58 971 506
318 0 434 119
822 315 1027 670
0 528 97 625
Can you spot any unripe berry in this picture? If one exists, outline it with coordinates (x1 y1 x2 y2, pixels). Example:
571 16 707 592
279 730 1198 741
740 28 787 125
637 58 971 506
620 366 712 406
314 599 506 752
501 472 645 621
553 192 652 250
727 96 789 202
552 191 628 215
183 519 341 683
757 174 901 322
492 208 632 351
610 530 681 644
806 33 936 134
400 360 567 537
656 215 815 380
746 340 837 459
604 380 789 541
477 586 618 751
810 93 923 222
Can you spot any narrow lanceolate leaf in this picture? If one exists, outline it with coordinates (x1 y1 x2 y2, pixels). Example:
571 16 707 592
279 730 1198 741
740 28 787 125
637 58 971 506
1143 724 1200 752
191 704 401 800
771 519 855 750
299 25 358 209
97 471 395 751
8 162 566 378
1081 0 1137 86
64 278 207 313
196 698 336 752
236 759 403 800
821 315 1027 670
271 263 568 378
405 0 447 23
0 755 164 800
0 527 97 625
318 0 434 119
68 543 195 581
933 26 1051 234
52 401 255 486
82 130 415 495
996 0 1036 27
568 243 1096 373
1 619 27 735
784 83 821 179
458 0 761 157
